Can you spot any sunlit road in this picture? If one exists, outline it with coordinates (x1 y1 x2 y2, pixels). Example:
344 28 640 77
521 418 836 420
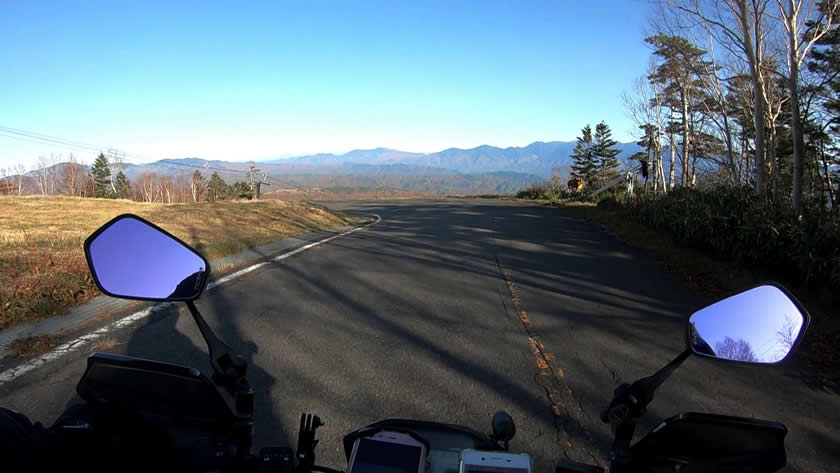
1 199 837 472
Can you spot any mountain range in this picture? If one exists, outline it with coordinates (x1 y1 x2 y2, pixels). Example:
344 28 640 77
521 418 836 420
6 140 643 195
263 141 642 177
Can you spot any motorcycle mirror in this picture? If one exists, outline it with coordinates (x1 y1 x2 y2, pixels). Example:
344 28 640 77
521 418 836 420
84 214 210 302
687 283 809 364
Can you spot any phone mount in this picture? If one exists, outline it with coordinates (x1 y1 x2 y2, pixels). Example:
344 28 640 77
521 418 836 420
296 413 324 473
490 411 516 450
183 300 255 458
601 349 692 473
185 301 254 412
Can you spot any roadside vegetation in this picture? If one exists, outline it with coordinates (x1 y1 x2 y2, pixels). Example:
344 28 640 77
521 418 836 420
0 196 356 330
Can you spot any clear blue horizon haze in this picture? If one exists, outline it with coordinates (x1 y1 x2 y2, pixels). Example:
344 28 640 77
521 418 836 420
1 0 652 168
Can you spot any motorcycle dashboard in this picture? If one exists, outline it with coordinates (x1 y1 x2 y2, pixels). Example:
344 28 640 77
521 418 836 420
76 353 232 425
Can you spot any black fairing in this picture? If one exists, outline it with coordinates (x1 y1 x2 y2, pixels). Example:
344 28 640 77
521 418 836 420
343 419 500 461
75 353 249 471
77 352 233 424
629 413 787 473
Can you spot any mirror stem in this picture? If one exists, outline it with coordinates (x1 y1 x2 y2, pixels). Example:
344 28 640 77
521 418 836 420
602 349 691 424
185 300 248 384
643 348 692 397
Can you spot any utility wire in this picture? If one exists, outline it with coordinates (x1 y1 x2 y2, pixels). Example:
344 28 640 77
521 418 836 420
0 124 152 162
0 131 102 154
0 124 285 184
0 125 100 150
155 159 246 174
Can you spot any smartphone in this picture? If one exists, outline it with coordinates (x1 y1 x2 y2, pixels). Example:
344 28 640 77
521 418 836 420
459 450 531 473
348 431 427 473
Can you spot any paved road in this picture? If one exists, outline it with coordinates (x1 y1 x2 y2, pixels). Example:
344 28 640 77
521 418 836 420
1 199 837 472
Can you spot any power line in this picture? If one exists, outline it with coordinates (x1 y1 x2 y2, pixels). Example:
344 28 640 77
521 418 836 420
0 130 101 154
0 125 100 150
0 124 280 185
0 124 152 162
155 159 245 174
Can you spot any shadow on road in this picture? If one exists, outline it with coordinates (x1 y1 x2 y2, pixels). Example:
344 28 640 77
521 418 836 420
120 286 290 451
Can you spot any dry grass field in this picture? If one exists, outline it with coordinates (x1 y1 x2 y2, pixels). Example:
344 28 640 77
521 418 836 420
0 196 356 329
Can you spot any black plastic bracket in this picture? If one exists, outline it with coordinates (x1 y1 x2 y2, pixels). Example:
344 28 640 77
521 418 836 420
601 349 692 473
296 413 324 473
185 301 248 385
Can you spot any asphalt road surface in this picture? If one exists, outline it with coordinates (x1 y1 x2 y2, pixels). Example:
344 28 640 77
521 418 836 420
1 199 838 472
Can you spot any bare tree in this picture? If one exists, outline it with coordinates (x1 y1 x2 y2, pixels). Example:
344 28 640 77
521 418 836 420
158 175 173 204
138 172 158 203
33 154 64 195
61 153 85 196
0 167 9 195
34 155 50 195
47 153 60 195
774 0 839 213
776 313 799 352
60 153 83 196
174 173 191 203
715 336 760 361
622 62 670 193
190 171 205 202
107 148 125 195
664 0 776 194
13 163 26 195
694 33 741 182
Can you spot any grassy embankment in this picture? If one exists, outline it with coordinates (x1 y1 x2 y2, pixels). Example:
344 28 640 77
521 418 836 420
0 196 357 330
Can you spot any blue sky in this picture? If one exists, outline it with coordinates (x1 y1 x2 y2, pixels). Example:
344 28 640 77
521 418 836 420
1 1 652 168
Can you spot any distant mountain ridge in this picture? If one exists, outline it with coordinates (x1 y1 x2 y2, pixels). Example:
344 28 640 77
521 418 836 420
265 141 643 177
4 140 643 195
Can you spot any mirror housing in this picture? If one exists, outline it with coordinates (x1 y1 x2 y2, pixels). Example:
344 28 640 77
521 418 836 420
687 283 809 365
84 214 210 302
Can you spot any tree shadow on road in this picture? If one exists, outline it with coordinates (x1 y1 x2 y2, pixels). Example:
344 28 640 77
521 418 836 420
120 284 290 453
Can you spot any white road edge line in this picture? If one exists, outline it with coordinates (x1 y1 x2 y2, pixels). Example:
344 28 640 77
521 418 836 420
0 212 382 385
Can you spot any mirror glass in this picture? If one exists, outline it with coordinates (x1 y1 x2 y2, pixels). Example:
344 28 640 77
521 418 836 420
87 217 208 300
688 285 806 363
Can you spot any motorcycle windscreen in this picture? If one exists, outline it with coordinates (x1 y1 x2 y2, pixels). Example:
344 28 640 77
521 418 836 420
629 412 786 473
77 353 232 424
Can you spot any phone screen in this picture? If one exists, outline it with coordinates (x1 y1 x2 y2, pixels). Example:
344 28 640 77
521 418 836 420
465 466 529 473
349 438 423 473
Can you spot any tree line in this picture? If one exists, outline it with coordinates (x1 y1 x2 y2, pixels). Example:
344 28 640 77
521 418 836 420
0 152 257 203
621 0 840 216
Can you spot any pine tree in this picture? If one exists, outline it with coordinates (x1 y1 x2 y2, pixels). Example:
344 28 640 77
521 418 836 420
646 34 711 188
90 152 112 198
806 5 840 212
593 121 621 186
570 125 597 189
230 181 253 200
113 171 130 199
207 172 228 201
809 8 840 134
